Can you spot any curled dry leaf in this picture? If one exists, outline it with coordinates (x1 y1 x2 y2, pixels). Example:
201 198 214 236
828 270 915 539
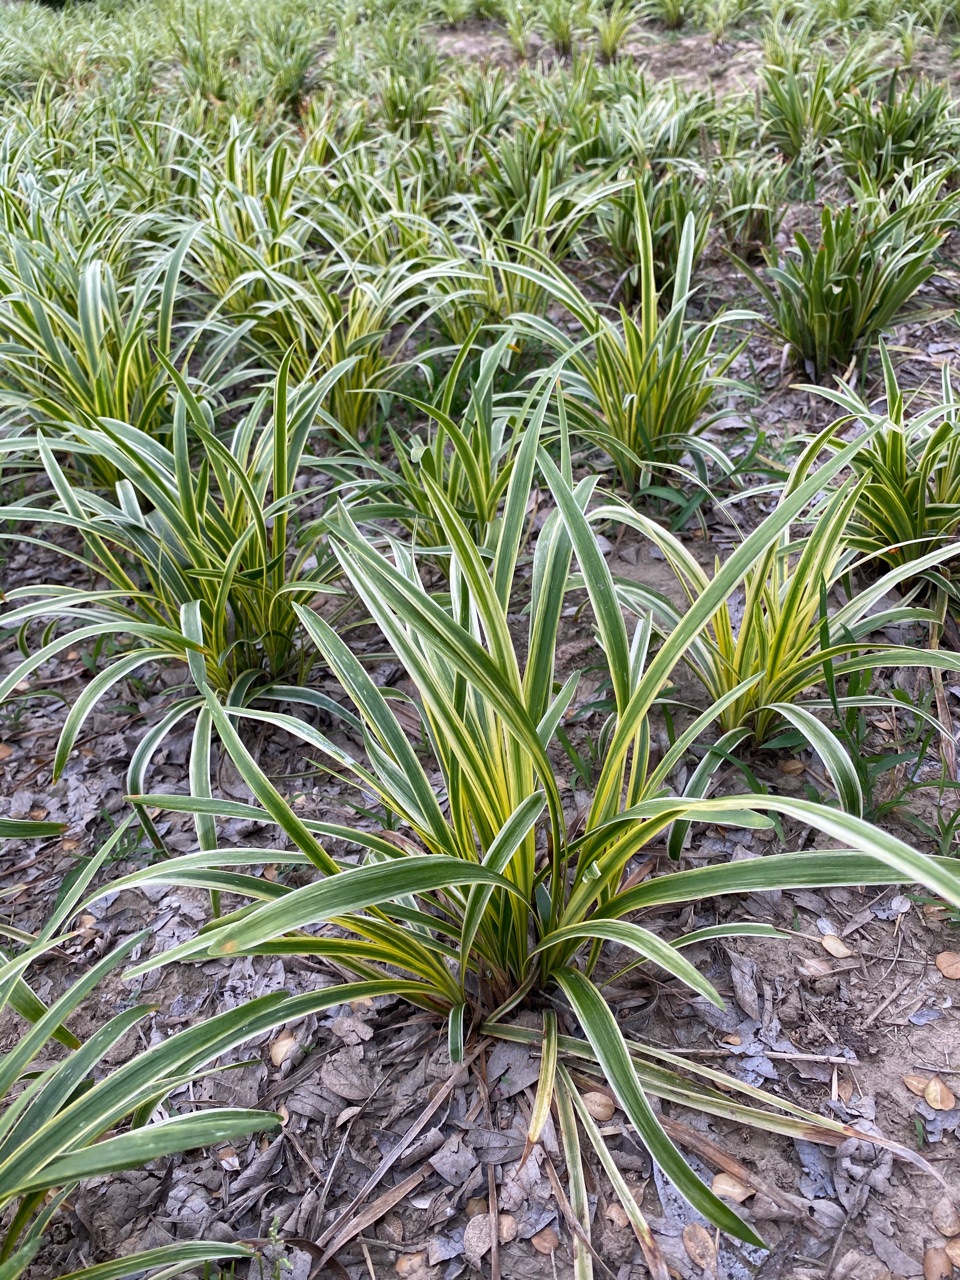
531 1226 560 1255
582 1090 616 1122
268 1028 298 1067
923 1246 952 1280
711 1173 753 1204
932 1195 960 1238
903 1074 931 1096
946 1239 960 1267
924 1076 956 1111
682 1223 718 1270
821 934 855 959
936 952 960 980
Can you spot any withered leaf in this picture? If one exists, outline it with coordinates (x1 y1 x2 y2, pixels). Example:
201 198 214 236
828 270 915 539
932 1195 960 1238
924 1076 956 1111
462 1215 494 1268
269 1028 298 1067
582 1091 615 1122
531 1226 559 1255
903 1074 930 1096
936 951 960 980
821 934 855 959
711 1173 752 1204
682 1222 717 1270
923 1245 952 1280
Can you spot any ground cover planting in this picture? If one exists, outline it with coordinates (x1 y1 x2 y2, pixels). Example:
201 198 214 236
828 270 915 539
2 0 960 1275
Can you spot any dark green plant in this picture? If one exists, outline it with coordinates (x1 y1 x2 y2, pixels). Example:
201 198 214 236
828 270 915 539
732 193 949 380
838 73 958 188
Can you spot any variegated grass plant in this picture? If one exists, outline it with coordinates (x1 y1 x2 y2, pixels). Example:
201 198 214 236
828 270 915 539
732 173 954 380
511 196 751 492
0 817 388 1280
115 401 960 1275
814 341 960 605
0 357 347 845
612 416 960 775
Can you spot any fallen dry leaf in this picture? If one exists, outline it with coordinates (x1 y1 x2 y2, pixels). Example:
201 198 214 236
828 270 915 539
498 1214 518 1245
395 1253 428 1278
936 952 960 980
582 1090 616 1122
216 1146 240 1171
924 1245 952 1280
462 1216 494 1268
269 1028 298 1067
720 1033 742 1046
821 935 855 959
903 1074 931 1096
605 1203 631 1229
925 1076 956 1110
798 957 834 979
932 1196 960 1238
711 1173 753 1204
465 1197 488 1218
380 1213 403 1245
683 1223 717 1271
531 1226 559 1255
0 744 12 761
837 1077 854 1104
946 1239 960 1266
780 758 805 774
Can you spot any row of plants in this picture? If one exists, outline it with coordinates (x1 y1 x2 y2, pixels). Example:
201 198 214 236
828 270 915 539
4 326 960 1275
3 0 960 1275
